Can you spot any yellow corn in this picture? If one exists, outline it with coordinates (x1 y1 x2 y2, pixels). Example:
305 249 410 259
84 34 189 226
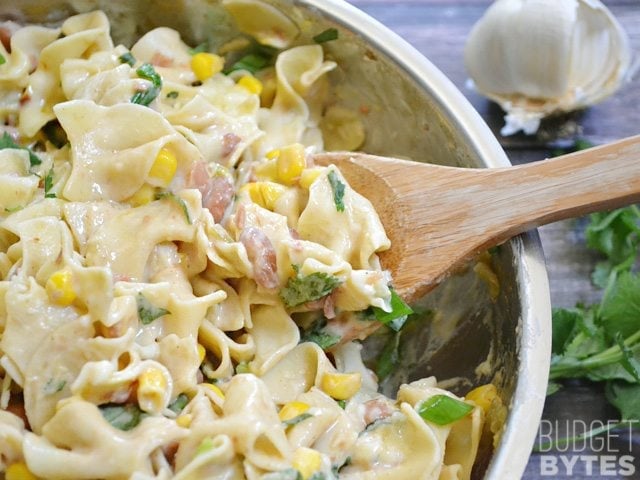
46 268 76 307
241 182 287 210
148 148 178 187
299 167 324 189
279 401 310 422
128 183 156 206
254 159 278 181
5 463 38 480
176 413 192 428
321 372 362 400
266 149 280 160
203 382 225 400
259 74 277 108
237 75 263 95
138 368 167 411
191 52 224 81
466 383 498 414
197 343 206 364
292 447 322 480
276 143 306 185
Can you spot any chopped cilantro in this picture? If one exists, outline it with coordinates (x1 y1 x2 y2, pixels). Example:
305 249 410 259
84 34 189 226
99 403 146 431
43 378 66 395
337 399 347 409
155 191 192 224
376 329 401 381
313 28 339 44
119 52 136 66
327 170 345 212
280 265 342 308
300 319 341 350
417 395 473 425
196 437 215 456
166 90 179 99
224 52 270 75
188 42 209 55
168 393 189 414
0 132 42 168
371 290 413 331
4 206 22 213
44 168 56 198
0 54 5 66
136 292 169 325
282 412 313 427
131 63 162 106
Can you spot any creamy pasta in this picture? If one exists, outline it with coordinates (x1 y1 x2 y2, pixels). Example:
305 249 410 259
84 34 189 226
0 7 490 480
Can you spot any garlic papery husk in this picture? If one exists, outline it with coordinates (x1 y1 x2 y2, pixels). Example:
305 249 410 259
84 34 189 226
464 0 633 136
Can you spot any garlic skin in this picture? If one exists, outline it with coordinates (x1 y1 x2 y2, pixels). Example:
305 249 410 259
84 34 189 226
464 0 633 136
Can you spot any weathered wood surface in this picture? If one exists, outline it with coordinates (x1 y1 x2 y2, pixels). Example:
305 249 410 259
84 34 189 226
347 1 640 478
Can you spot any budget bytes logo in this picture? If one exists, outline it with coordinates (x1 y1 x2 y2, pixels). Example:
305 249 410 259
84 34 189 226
537 420 638 477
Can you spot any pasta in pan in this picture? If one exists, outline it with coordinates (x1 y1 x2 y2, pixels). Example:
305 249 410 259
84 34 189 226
0 7 494 480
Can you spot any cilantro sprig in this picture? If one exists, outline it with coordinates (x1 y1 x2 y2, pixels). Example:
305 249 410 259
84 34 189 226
136 292 169 325
313 28 339 44
327 170 345 212
99 403 147 431
131 63 162 106
418 395 473 425
280 265 342 308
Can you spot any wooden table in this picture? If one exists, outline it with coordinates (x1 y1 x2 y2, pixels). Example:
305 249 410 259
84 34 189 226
347 1 640 478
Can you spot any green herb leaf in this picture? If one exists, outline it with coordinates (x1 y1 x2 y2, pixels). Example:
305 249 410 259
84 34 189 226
196 437 215 456
131 63 162 106
136 292 169 325
371 290 413 332
605 380 640 421
166 90 179 99
119 52 136 66
100 403 146 431
551 307 582 355
300 319 341 350
155 191 192 224
0 132 42 168
188 42 209 55
313 28 339 44
615 333 640 383
327 170 345 212
376 329 401 381
4 206 23 213
168 393 189 414
337 399 347 409
282 412 313 427
417 394 473 426
261 469 303 480
0 53 6 66
44 167 56 198
43 378 66 395
546 381 562 396
599 271 640 339
224 53 270 75
280 265 342 307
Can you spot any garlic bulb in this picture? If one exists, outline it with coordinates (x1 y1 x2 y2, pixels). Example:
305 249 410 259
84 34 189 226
464 0 632 136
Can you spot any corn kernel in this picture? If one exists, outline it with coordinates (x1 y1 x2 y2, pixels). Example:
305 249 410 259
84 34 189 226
46 268 76 307
259 74 277 108
279 401 310 422
128 183 156 206
191 53 224 81
292 447 322 480
6 463 37 480
197 344 206 364
254 159 278 181
277 143 306 185
299 167 324 189
466 384 498 414
148 148 178 187
176 413 192 428
241 182 287 210
321 372 362 400
203 382 225 400
266 149 280 160
138 368 167 413
237 75 263 95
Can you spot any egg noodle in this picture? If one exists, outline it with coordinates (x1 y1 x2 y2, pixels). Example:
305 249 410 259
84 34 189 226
0 10 486 480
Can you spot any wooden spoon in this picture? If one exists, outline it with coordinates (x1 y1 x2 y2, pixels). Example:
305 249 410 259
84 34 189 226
313 135 640 302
